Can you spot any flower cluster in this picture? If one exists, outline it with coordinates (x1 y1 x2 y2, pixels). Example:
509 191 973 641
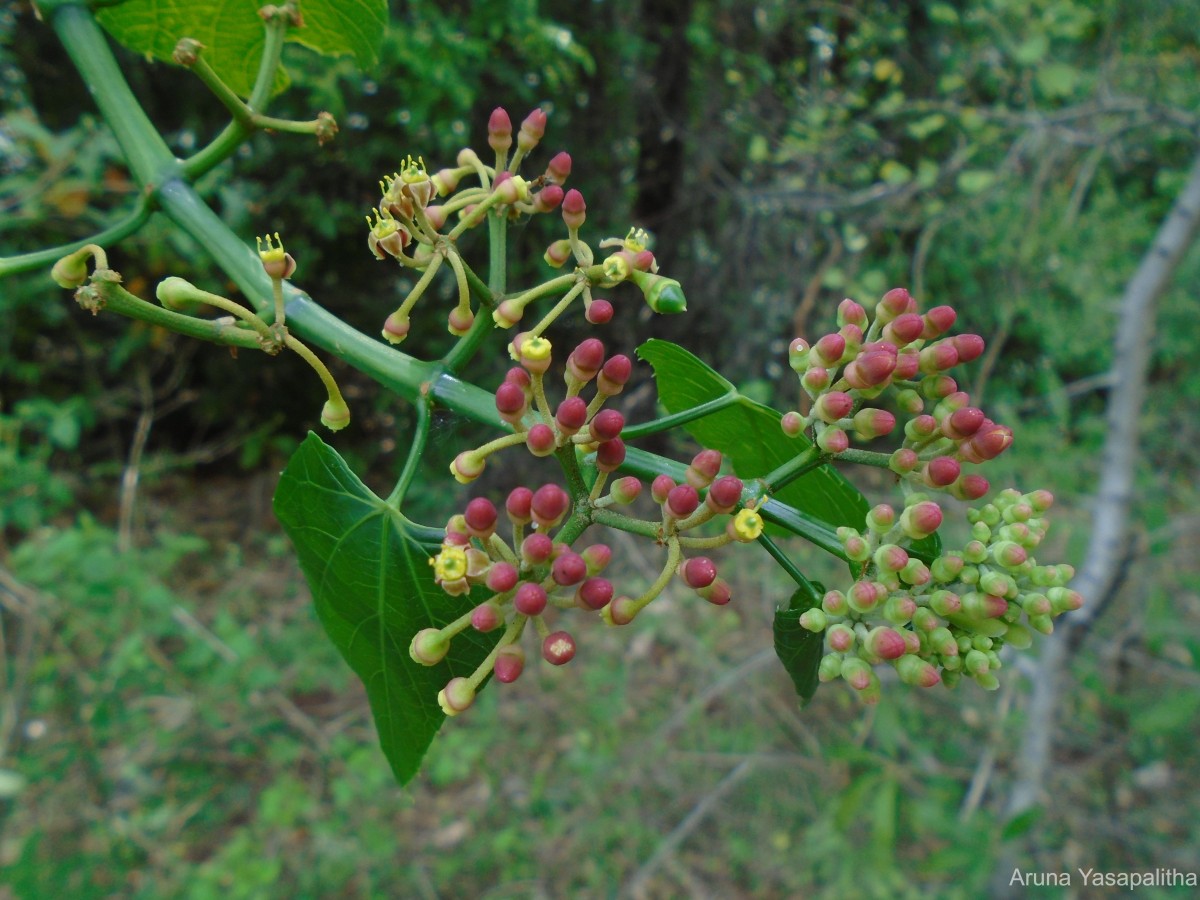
449 334 633 483
416 441 766 716
785 288 1010 501
803 489 1082 702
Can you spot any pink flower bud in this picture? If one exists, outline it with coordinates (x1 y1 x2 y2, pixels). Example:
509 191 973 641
581 544 612 574
610 476 642 504
698 578 732 605
492 171 520 204
382 311 411 344
883 313 924 346
551 398 587 438
873 543 910 573
567 338 605 382
544 239 573 267
464 497 498 537
562 189 586 230
706 475 743 513
410 628 449 665
687 449 723 487
552 551 588 586
494 645 526 683
1027 489 1054 512
924 456 961 487
942 406 985 440
576 577 614 610
929 590 962 617
589 409 625 442
680 557 717 589
812 333 847 368
531 483 570 528
952 333 985 363
843 350 897 389
487 107 513 154
802 367 831 392
520 533 554 566
889 448 920 474
838 298 868 328
876 287 915 323
841 657 873 691
919 342 959 374
586 298 614 324
852 408 895 440
651 475 675 504
471 603 503 632
666 484 700 518
486 562 519 593
506 486 533 524
919 306 954 339
961 422 1013 462
848 580 882 613
962 592 1007 619
866 626 907 660
817 426 849 454
451 451 485 483
901 500 943 539
533 184 563 213
438 677 475 715
596 438 626 473
827 622 855 651
542 630 576 665
896 654 941 687
526 423 557 456
950 474 990 501
597 355 632 395
605 595 638 625
514 581 548 615
894 350 921 380
546 151 572 184
866 504 895 531
518 108 547 151
813 391 853 423
822 591 849 617
781 411 806 437
920 374 958 399
905 414 939 440
788 337 810 371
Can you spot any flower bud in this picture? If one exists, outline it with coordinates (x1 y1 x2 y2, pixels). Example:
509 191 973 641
488 107 513 155
942 406 985 440
562 189 586 230
799 608 828 632
950 474 990 501
552 551 588 586
924 456 960 488
555 396 589 436
320 397 351 432
451 451 485 484
900 500 943 540
961 591 1008 619
437 677 476 716
589 409 625 442
876 287 915 323
597 355 633 395
813 391 853 423
471 603 503 632
802 367 831 392
679 557 717 589
952 333 985 363
518 108 547 152
873 543 910 573
818 653 843 682
922 305 957 338
526 423 557 457
852 408 895 440
781 411 806 437
604 595 639 625
895 654 941 687
811 333 846 368
826 622 855 651
651 474 676 505
586 298 614 324
531 483 571 528
840 657 873 691
961 422 1013 462
520 533 554 566
816 426 849 454
838 298 868 328
667 484 700 519
410 628 449 665
919 374 958 399
847 580 882 613
697 578 732 605
542 630 577 665
596 438 626 473
580 544 612 575
486 562 519 593
883 313 924 347
53 246 99 289
843 350 897 390
705 475 743 513
567 338 606 383
506 486 533 524
544 239 573 268
464 497 498 537
889 448 920 474
629 269 687 314
546 151 572 184
610 476 642 504
788 338 810 372
883 594 917 624
576 577 614 610
494 645 526 683
514 582 548 615
866 504 895 532
687 449 723 488
929 589 962 617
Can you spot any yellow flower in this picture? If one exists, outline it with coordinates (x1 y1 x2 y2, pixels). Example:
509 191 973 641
732 508 764 542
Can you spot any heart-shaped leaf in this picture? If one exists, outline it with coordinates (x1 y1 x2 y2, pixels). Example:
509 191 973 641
637 339 867 533
274 433 496 786
98 0 387 97
774 582 826 706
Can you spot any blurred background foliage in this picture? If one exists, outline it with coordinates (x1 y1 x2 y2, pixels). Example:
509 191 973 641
2 0 1198 896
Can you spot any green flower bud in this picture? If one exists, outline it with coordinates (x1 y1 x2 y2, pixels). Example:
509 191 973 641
629 269 687 314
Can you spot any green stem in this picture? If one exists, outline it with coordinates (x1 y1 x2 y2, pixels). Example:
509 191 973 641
85 280 263 350
283 334 346 409
591 507 660 539
0 195 152 278
440 212 505 373
757 532 815 593
835 448 894 468
388 399 431 506
761 445 826 494
620 393 740 441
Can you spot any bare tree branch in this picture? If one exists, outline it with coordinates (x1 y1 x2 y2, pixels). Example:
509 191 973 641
992 148 1200 893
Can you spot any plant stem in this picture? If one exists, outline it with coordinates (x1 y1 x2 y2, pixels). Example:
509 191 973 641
620 393 740 440
87 281 263 350
761 445 826 494
835 448 893 468
388 399 431 506
756 532 815 593
0 196 153 278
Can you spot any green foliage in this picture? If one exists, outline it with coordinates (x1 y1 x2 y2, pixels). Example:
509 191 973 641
273 433 498 785
773 583 825 706
97 0 387 97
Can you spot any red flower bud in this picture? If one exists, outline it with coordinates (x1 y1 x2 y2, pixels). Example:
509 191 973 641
597 354 633 395
698 577 732 605
520 533 554 565
542 630 577 665
925 456 961 487
942 406 985 440
576 577 614 610
919 342 959 374
487 107 513 154
514 581 548 615
531 483 570 527
486 562 519 593
552 551 588 586
562 189 586 230
876 288 915 323
706 475 743 513
686 449 723 488
596 438 626 472
651 474 676 504
518 108 547 151
464 497 498 537
922 305 957 338
812 333 847 367
852 408 895 440
838 298 868 328
889 447 920 473
546 151 572 184
817 426 849 454
901 500 943 539
581 544 612 574
666 484 700 518
802 367 831 392
471 603 503 632
952 474 990 501
610 476 642 504
567 338 605 382
526 423 557 456
680 557 717 589
494 645 526 683
952 333 985 363
506 486 533 524
813 390 854 423
843 350 897 389
866 626 907 660
589 409 625 442
533 184 564 213
555 396 589 434
883 313 925 346
586 298 614 324
495 381 527 421
962 422 1013 462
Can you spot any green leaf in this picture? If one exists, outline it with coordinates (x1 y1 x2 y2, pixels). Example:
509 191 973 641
637 339 867 534
98 0 387 97
274 434 497 786
774 583 825 706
